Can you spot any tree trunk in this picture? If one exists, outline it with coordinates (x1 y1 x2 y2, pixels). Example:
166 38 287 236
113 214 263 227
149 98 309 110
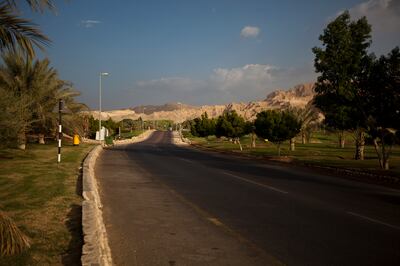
277 143 281 156
383 159 389 170
354 130 365 160
290 138 295 151
373 138 384 169
306 130 312 144
302 132 306 144
338 131 345 148
17 131 26 150
251 133 256 148
382 137 391 170
38 133 45 144
373 137 391 170
237 138 243 151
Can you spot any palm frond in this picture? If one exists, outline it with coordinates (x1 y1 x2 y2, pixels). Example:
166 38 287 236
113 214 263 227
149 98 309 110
0 3 50 58
4 0 56 13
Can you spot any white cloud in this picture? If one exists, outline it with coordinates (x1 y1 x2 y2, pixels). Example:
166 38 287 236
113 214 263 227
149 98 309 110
210 64 277 99
240 26 260 38
132 64 316 105
348 0 400 33
80 20 101 28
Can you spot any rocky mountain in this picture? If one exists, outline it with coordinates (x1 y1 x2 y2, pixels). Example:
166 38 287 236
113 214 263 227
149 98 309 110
95 82 316 122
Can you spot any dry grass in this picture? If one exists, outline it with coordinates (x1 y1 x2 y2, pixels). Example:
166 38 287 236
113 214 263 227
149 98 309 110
0 211 30 256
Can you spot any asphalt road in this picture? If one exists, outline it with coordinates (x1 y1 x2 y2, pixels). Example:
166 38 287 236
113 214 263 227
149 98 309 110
97 131 400 266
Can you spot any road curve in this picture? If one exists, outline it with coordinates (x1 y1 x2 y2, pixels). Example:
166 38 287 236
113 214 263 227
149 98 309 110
96 131 400 266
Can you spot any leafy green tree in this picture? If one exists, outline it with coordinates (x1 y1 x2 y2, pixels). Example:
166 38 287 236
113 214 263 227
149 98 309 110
215 110 246 151
254 110 301 156
189 117 200 136
188 113 216 137
364 47 400 169
312 11 371 159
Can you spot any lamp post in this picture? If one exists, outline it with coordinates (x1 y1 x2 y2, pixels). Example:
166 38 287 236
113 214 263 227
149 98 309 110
99 72 109 141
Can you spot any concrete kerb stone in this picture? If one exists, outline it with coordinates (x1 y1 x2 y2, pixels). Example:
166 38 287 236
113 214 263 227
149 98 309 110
81 145 113 266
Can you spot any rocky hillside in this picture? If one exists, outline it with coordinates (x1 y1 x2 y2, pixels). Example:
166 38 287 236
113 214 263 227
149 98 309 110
94 83 316 122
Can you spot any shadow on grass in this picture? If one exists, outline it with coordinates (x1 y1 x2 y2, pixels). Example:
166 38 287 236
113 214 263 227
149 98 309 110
61 204 82 266
62 165 84 266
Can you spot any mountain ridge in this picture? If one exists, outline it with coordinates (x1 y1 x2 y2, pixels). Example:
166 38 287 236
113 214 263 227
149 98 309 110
95 82 316 122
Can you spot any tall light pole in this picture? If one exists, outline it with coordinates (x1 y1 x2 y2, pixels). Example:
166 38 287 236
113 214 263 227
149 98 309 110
99 72 109 140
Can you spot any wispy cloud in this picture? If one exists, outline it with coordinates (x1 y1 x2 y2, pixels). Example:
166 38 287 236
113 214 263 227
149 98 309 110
240 26 260 38
80 20 101 28
133 64 316 105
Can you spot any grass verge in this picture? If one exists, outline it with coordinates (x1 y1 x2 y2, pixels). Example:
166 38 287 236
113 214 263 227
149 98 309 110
0 142 94 265
185 132 400 178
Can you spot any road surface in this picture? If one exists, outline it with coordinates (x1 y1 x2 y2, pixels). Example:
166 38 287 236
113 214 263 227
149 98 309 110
96 131 400 266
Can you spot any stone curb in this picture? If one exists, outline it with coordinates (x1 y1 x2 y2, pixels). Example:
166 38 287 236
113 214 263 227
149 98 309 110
81 145 113 266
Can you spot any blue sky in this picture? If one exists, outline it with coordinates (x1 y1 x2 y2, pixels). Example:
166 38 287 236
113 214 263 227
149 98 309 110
25 0 400 110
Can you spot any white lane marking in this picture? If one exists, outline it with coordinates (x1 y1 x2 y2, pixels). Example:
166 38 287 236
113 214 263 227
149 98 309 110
347 211 400 231
179 158 194 163
222 172 289 194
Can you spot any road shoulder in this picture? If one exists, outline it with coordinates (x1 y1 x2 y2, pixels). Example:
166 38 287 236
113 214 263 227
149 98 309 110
96 146 283 266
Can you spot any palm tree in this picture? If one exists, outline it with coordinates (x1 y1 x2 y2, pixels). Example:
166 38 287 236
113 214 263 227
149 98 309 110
0 52 36 149
0 51 87 147
0 0 55 58
289 102 321 151
4 0 55 12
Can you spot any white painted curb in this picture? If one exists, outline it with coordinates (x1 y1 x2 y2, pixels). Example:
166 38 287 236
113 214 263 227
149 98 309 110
81 145 113 266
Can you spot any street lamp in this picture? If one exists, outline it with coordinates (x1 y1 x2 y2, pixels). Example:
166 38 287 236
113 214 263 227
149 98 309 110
99 72 109 141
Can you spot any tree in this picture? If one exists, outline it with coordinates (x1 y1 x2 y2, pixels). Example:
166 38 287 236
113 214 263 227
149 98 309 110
215 111 246 151
312 11 372 159
288 102 320 151
254 110 301 156
290 102 320 145
364 47 400 169
188 112 216 137
0 0 54 58
0 86 32 148
0 52 86 147
244 121 257 148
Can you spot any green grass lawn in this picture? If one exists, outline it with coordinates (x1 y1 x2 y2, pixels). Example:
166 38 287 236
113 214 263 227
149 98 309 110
185 131 400 176
0 141 94 265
